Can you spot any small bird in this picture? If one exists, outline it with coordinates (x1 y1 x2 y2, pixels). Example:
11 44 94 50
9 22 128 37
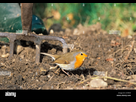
41 50 88 75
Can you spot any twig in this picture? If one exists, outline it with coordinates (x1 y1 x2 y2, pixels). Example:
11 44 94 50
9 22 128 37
57 80 67 89
48 74 54 82
124 40 135 62
76 75 136 86
111 44 132 57
75 76 100 86
48 68 60 82
123 63 134 75
103 76 136 85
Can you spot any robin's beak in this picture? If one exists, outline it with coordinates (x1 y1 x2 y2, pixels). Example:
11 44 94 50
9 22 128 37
84 54 88 59
86 57 89 59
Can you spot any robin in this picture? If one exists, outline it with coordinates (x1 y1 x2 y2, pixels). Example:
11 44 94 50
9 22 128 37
41 50 88 76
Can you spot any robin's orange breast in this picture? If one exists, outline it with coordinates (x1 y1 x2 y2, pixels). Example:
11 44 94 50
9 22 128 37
74 60 84 69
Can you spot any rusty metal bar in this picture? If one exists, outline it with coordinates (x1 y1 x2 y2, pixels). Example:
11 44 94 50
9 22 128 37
0 32 68 63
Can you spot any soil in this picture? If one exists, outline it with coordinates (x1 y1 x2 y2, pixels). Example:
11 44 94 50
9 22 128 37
1 22 136 89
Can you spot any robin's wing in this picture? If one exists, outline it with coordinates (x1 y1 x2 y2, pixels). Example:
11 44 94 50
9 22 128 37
53 52 75 64
53 59 70 64
41 52 61 60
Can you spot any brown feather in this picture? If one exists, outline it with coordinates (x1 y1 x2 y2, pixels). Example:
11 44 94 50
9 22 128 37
53 51 79 64
41 52 61 60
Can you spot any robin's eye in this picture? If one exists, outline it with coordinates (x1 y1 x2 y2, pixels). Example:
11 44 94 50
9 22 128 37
80 52 83 55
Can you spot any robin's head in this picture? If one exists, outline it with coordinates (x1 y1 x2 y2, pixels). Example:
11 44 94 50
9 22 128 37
75 51 88 61
73 50 88 69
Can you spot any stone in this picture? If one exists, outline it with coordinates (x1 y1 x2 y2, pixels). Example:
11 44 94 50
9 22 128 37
90 78 108 88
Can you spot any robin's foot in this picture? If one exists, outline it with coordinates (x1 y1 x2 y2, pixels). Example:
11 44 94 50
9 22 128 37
54 68 61 74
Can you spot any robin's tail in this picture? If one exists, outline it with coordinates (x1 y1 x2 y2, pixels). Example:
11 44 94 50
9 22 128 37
41 52 60 60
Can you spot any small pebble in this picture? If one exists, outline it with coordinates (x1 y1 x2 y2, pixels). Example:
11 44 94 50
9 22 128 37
90 78 108 88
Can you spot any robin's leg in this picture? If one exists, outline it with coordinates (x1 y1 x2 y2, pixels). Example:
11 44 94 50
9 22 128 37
54 68 60 74
50 65 70 76
48 68 60 81
61 69 70 76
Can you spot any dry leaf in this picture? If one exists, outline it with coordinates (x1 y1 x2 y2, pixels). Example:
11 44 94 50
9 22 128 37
97 57 100 59
121 28 129 37
111 40 120 46
115 42 121 46
106 58 114 61
67 13 73 20
52 10 61 20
